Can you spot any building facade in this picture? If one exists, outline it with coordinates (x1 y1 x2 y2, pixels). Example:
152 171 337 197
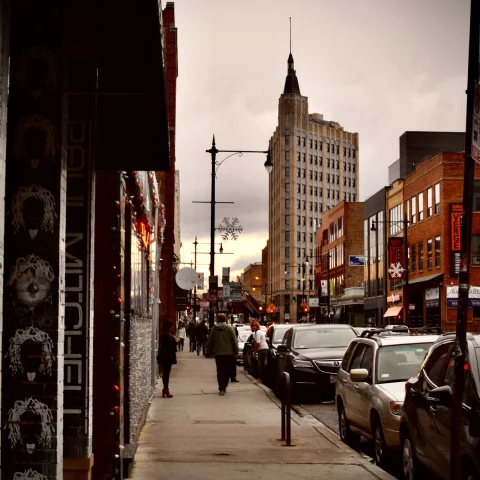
268 52 359 323
316 201 365 325
242 263 263 303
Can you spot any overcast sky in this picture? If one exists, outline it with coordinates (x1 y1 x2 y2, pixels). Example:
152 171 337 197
174 0 469 287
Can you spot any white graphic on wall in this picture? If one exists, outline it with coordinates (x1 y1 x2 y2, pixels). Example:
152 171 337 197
14 114 58 169
8 255 55 309
6 326 55 381
6 398 54 453
14 469 48 480
12 184 57 239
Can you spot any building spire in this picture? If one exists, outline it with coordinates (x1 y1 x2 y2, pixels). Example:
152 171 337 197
284 17 301 95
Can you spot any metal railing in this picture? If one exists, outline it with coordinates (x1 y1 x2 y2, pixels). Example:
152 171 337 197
279 372 294 446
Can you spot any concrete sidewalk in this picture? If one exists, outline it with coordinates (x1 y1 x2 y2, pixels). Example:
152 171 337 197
130 351 394 480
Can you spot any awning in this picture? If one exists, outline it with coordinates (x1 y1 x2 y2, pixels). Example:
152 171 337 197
384 306 403 317
397 273 443 288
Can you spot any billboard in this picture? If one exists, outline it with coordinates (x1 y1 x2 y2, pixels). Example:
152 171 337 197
348 255 365 267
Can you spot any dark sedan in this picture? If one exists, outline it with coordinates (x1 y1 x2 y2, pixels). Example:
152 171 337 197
276 324 357 400
264 324 293 391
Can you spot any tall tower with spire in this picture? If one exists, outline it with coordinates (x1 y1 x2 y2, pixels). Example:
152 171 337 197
268 49 359 323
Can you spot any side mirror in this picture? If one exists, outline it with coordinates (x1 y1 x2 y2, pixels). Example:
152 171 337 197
350 368 369 382
428 385 452 408
277 344 289 353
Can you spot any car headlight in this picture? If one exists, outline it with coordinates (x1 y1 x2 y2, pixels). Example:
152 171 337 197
292 358 313 368
389 401 403 416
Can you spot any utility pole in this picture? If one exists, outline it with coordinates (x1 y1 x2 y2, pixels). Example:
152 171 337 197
451 2 479 479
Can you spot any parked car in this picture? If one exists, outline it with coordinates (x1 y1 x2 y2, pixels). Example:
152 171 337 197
400 333 480 480
236 330 251 365
264 324 291 390
336 329 440 466
242 334 258 377
276 324 357 400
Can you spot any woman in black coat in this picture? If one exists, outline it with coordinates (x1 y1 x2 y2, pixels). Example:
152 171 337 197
157 320 179 398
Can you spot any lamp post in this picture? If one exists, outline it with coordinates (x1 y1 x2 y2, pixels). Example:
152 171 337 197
204 136 272 327
371 215 409 325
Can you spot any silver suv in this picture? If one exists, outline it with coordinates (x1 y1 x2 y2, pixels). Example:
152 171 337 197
335 329 440 467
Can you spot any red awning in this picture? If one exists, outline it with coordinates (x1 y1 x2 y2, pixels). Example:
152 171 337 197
384 306 403 317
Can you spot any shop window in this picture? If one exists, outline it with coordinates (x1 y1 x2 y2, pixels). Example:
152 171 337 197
434 182 440 214
427 238 433 270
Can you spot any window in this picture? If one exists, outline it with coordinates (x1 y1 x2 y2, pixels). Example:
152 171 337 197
319 157 323 166
327 174 330 183
473 236 480 265
297 248 301 258
327 159 330 168
285 183 290 193
352 163 356 173
302 153 306 162
297 152 301 162
309 154 313 164
418 242 424 270
352 179 356 187
297 136 300 145
343 178 346 186
302 184 306 194
302 200 306 210
348 178 351 186
319 141 323 151
309 139 313 148
285 135 290 146
352 194 356 201
427 187 433 218
309 217 313 227
343 162 346 171
352 149 356 159
336 175 339 184
302 137 306 146
297 215 300 225
314 187 317 196
435 236 441 268
309 170 313 179
314 140 317 149
297 231 300 241
302 216 306 226
411 196 417 224
314 156 318 165
418 193 424 221
314 171 318 180
348 344 367 371
337 190 340 199
319 173 322 181
297 168 300 178
285 167 290 176
309 201 313 211
336 160 339 169
285 215 290 225
434 182 440 214
302 232 306 241
285 279 290 289
285 247 290 258
389 204 403 235
411 244 416 273
297 183 300 193
360 346 374 383
427 238 433 270
302 169 306 178
314 202 317 212
285 199 290 209
423 343 452 386
285 231 290 241
348 148 351 157
343 146 346 155
327 143 330 153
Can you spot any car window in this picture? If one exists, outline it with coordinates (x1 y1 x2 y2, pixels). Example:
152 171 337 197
360 345 374 383
376 343 432 384
444 350 471 404
423 342 452 386
293 328 356 349
284 329 293 348
273 327 289 344
342 341 357 371
348 343 367 372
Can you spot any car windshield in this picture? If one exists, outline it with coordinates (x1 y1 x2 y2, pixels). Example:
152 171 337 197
376 343 432 384
293 328 356 349
238 332 250 342
273 327 290 344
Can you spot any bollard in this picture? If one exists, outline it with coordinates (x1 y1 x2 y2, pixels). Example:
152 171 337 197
280 371 295 447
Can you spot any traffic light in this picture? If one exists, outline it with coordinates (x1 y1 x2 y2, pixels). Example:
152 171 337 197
185 305 191 312
303 306 309 313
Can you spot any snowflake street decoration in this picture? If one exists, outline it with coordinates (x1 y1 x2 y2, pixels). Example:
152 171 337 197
217 217 243 241
388 262 405 279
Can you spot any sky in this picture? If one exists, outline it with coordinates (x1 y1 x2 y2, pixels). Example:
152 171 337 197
174 0 470 288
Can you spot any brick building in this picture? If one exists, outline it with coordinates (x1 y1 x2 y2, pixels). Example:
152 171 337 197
242 263 264 303
385 152 480 332
316 201 365 325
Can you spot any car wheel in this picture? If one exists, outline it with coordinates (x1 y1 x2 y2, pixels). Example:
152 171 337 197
338 402 359 447
402 432 419 480
373 420 388 467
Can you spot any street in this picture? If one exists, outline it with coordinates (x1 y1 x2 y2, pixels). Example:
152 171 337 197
294 399 402 480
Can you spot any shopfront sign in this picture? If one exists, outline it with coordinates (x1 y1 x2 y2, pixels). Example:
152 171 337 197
450 203 462 251
388 237 405 279
447 285 480 307
426 287 439 308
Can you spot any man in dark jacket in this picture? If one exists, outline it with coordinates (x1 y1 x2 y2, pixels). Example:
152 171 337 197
187 320 196 352
195 320 209 356
206 313 238 395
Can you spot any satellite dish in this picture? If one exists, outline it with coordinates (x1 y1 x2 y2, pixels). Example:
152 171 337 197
176 267 198 290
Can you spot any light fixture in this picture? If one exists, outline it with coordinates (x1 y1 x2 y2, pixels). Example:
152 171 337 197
305 256 309 265
264 149 273 174
219 243 224 254
370 220 377 231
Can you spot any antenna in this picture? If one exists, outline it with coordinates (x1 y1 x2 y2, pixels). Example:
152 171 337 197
289 17 292 53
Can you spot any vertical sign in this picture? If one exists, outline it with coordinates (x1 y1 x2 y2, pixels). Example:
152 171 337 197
222 267 230 285
388 237 404 279
209 275 218 313
450 203 462 275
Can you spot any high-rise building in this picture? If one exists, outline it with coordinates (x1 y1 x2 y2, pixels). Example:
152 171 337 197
268 52 359 323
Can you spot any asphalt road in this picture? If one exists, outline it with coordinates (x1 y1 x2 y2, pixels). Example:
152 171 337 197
295 399 403 480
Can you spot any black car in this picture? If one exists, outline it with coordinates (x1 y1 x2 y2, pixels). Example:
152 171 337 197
276 323 358 400
400 333 480 480
264 324 292 391
242 333 259 377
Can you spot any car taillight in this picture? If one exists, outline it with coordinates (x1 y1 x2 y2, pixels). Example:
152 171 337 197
390 401 403 416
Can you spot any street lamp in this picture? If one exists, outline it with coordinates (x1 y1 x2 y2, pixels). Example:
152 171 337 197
371 215 409 326
318 251 332 323
205 136 272 327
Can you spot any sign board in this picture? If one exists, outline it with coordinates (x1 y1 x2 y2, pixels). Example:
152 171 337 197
450 203 462 251
223 284 231 299
308 297 319 307
388 237 405 279
284 313 290 320
209 276 218 312
320 280 328 296
222 267 230 285
472 81 480 163
229 282 243 302
451 251 461 275
197 272 205 290
199 300 209 309
176 267 198 290
447 285 480 307
348 255 365 267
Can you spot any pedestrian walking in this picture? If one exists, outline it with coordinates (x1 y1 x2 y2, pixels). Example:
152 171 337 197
187 320 197 352
176 322 186 351
157 320 179 398
195 319 209 356
206 313 238 395
251 320 268 384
